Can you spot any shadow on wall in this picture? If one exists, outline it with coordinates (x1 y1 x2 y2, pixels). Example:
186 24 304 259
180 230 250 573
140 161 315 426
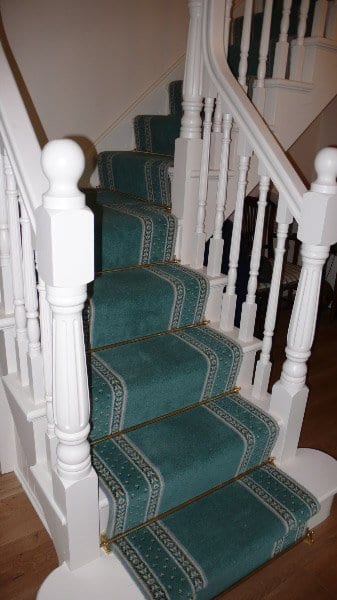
0 13 48 148
67 135 97 188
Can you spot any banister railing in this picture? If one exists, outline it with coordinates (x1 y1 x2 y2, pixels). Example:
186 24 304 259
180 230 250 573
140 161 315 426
174 0 337 464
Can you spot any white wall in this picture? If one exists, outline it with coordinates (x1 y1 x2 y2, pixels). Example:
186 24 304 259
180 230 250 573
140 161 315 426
0 0 188 146
288 95 337 185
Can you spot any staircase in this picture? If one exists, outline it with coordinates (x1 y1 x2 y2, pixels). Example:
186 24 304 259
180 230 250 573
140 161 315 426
0 0 337 598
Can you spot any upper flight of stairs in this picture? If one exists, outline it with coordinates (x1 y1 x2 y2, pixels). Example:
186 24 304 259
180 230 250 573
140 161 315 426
76 74 321 598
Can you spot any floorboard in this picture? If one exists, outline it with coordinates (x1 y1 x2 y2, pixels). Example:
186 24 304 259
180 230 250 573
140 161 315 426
1 308 336 600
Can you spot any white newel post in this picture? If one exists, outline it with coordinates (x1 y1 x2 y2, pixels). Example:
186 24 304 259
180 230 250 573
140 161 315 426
36 139 100 569
270 148 337 463
172 0 203 264
326 0 337 40
0 146 14 315
311 0 328 37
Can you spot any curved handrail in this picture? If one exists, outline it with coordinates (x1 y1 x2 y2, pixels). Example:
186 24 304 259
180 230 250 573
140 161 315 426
203 0 306 223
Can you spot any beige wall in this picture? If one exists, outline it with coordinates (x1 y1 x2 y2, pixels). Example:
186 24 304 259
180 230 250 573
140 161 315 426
289 95 337 185
0 0 188 145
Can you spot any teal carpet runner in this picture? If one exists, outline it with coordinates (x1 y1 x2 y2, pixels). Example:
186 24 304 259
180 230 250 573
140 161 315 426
87 11 319 595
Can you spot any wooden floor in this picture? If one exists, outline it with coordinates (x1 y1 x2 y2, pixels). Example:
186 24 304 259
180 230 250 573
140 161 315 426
1 308 336 600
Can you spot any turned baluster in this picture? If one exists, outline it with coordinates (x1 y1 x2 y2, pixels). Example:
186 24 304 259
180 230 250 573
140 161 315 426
273 0 293 78
311 0 329 37
224 0 233 57
254 0 274 111
220 136 252 331
192 96 215 269
238 0 254 90
270 148 337 462
253 200 292 400
19 198 44 402
37 277 56 465
290 0 310 80
239 170 270 342
0 145 13 315
207 112 233 277
326 0 337 40
4 151 29 386
180 0 203 140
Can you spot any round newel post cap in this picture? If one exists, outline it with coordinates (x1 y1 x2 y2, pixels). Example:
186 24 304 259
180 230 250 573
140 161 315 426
312 147 337 194
41 139 85 198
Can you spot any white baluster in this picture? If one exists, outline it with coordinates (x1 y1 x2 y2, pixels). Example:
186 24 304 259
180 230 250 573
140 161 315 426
220 137 252 331
192 96 215 269
172 0 203 264
238 0 254 90
253 199 292 400
239 171 270 342
207 113 233 276
254 0 274 111
290 0 310 80
4 151 29 386
270 148 337 463
0 147 14 315
209 96 222 170
273 0 293 78
38 277 56 466
36 139 99 569
326 0 337 40
20 198 44 403
180 0 203 139
311 0 329 37
224 0 233 57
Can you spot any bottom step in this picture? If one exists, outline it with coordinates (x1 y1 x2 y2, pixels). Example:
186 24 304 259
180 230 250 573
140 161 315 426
105 463 319 599
38 463 319 600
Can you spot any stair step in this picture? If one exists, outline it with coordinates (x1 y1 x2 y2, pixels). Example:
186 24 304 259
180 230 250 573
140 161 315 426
89 325 242 438
135 114 180 155
93 393 278 538
86 263 208 349
98 151 173 206
88 191 176 271
106 463 319 599
168 80 183 116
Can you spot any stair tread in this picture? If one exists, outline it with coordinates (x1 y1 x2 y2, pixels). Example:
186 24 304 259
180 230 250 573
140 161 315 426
135 114 181 155
98 151 173 206
93 393 278 538
86 263 208 349
89 325 242 437
108 463 319 599
88 192 176 271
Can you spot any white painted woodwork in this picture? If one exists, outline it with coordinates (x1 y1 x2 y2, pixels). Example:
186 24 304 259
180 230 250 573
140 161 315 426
36 139 99 569
270 148 337 463
238 0 254 89
4 151 29 387
192 96 214 269
207 112 233 276
273 0 293 78
239 171 270 342
254 0 274 111
224 0 233 56
253 200 292 401
180 0 203 139
290 0 310 80
220 139 251 332
38 277 57 467
19 198 44 403
326 0 337 40
0 146 14 315
311 0 329 38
